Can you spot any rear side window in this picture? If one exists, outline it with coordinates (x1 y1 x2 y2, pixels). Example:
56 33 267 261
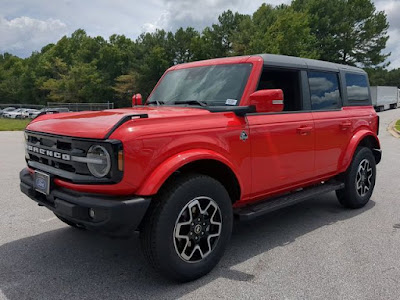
345 73 369 101
308 71 341 110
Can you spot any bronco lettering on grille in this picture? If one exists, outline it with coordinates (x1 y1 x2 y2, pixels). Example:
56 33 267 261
27 145 71 161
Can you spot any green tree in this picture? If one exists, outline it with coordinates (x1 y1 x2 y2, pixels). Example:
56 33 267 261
40 62 106 103
293 0 389 67
112 72 138 106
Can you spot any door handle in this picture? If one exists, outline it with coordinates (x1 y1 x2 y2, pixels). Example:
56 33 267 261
340 121 352 130
297 126 313 135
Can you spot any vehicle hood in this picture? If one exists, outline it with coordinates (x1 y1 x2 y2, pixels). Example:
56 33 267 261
26 106 211 139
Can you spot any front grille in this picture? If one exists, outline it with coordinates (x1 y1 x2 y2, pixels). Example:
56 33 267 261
26 132 89 175
25 131 123 184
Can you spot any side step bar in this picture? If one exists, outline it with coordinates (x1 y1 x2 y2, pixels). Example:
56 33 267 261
234 181 345 221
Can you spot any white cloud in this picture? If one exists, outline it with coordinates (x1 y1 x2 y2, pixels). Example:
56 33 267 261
0 16 67 56
347 86 369 100
386 28 400 69
146 0 290 31
309 77 334 92
374 0 400 69
0 0 399 69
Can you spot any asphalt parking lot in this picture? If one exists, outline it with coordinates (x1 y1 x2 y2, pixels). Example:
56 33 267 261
0 109 400 300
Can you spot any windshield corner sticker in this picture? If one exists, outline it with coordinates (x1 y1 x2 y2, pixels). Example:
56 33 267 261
225 99 237 105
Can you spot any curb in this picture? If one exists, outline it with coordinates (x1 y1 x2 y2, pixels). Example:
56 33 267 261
388 120 400 138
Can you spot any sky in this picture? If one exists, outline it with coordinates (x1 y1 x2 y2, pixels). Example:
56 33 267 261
0 0 399 69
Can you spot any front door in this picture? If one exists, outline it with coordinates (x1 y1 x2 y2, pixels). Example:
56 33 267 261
247 112 315 198
245 68 315 200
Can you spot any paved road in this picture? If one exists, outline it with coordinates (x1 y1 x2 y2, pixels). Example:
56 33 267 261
0 109 399 300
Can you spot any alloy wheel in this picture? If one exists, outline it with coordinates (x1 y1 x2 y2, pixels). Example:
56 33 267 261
173 196 222 263
355 158 373 197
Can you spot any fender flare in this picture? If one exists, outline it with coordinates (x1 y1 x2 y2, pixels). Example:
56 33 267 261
339 130 380 173
135 149 243 196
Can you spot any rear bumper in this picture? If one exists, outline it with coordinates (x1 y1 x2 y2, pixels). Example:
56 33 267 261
20 168 151 237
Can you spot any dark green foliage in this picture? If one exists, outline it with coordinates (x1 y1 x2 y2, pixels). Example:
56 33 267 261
0 0 395 106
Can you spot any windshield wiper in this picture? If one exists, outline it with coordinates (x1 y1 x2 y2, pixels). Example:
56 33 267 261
147 100 165 106
174 100 208 107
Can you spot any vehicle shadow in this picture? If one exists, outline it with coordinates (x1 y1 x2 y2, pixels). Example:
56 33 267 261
0 193 375 300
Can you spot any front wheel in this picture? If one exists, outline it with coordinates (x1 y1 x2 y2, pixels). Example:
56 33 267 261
336 147 376 208
140 174 233 282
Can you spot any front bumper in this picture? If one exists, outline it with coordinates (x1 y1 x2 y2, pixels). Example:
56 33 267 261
20 168 150 237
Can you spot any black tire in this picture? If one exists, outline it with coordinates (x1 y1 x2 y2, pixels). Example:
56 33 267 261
55 214 86 230
336 147 376 208
140 174 233 282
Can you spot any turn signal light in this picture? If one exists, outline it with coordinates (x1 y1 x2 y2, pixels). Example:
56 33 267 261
118 150 124 171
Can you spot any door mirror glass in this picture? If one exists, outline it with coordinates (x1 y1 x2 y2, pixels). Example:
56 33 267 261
248 89 284 113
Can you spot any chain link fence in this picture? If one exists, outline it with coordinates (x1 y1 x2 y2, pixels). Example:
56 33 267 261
47 102 114 111
0 102 114 111
0 104 45 109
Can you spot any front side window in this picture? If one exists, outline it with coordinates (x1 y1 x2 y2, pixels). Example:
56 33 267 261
345 73 369 101
308 71 341 110
147 64 252 106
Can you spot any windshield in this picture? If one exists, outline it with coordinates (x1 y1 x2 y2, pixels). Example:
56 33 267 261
147 63 252 106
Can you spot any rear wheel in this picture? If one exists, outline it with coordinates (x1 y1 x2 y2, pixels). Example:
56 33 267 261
336 147 376 208
140 174 233 282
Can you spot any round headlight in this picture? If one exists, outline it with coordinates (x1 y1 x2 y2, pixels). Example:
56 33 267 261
87 145 111 178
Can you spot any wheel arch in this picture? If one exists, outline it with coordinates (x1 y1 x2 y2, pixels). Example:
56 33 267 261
339 130 381 173
135 150 242 204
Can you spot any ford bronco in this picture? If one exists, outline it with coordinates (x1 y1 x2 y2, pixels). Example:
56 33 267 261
20 54 381 282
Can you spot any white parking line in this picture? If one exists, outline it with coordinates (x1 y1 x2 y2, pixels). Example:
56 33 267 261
39 216 57 223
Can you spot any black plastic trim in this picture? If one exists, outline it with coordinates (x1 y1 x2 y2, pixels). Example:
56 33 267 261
206 105 256 116
104 114 148 139
25 130 123 184
27 161 113 184
20 168 150 236
234 180 344 220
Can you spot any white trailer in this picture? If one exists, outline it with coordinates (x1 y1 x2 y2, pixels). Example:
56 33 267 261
398 89 400 108
371 86 399 111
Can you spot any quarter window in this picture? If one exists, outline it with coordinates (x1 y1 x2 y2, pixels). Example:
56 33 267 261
308 72 341 110
345 73 369 101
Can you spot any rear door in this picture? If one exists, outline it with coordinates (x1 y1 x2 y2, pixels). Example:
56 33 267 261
308 71 352 177
246 68 315 198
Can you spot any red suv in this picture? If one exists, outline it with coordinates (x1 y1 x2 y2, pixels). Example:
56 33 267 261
20 54 381 281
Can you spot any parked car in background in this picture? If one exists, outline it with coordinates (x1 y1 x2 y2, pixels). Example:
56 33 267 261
3 108 25 118
0 107 16 117
29 107 70 119
22 109 40 119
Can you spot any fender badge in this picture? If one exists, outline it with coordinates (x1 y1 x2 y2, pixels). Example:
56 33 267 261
240 131 248 141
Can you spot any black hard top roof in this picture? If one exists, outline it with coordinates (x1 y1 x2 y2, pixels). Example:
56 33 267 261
258 54 366 74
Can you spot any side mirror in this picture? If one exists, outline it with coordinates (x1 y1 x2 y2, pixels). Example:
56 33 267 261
132 93 143 106
248 89 284 113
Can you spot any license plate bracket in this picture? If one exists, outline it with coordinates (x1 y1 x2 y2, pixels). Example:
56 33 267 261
34 171 51 195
